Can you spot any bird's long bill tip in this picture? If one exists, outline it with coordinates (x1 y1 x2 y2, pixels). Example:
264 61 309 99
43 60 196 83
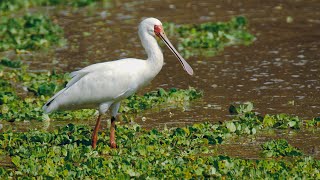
158 31 194 76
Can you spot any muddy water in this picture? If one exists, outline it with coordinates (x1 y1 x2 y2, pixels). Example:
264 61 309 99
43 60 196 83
6 0 320 158
217 129 320 159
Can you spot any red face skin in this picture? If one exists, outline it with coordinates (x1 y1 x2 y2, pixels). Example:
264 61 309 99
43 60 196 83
154 25 163 37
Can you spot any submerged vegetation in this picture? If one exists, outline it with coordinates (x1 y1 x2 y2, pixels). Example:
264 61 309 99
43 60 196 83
164 16 255 57
0 104 319 179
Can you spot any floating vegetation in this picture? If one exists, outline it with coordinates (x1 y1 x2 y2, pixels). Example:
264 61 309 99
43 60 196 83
0 59 68 121
228 102 303 130
0 0 108 14
261 139 303 158
0 59 202 122
0 57 22 68
164 16 255 57
306 117 320 127
263 113 301 129
229 101 254 115
120 87 202 113
0 105 319 179
0 14 66 52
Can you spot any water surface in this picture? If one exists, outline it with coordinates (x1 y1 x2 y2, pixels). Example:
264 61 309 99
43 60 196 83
3 0 320 159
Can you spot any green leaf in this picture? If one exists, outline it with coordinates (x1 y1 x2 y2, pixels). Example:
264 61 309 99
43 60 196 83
11 156 20 167
226 122 236 133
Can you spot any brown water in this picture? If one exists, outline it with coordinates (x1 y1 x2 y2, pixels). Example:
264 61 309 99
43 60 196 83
3 0 320 158
218 129 320 159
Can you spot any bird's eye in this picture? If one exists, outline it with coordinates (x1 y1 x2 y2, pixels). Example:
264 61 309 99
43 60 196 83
149 28 154 35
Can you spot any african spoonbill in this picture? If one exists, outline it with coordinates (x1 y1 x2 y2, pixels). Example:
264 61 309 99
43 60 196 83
43 17 193 149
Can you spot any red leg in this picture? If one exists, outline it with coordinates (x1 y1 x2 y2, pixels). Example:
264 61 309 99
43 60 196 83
110 116 117 148
92 114 102 149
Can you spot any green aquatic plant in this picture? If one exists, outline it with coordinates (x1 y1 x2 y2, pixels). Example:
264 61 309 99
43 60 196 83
0 112 319 178
0 57 22 68
229 102 304 130
23 70 69 97
306 117 320 127
120 87 202 113
263 114 301 129
261 139 303 158
0 103 319 178
164 16 255 58
0 61 70 121
0 0 108 14
0 14 65 51
229 101 254 115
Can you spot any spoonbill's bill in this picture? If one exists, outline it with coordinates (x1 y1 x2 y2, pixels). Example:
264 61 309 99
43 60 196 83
43 18 193 149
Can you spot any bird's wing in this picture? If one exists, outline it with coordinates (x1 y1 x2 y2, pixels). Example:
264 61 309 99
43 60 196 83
44 62 109 109
43 59 147 113
67 59 141 88
67 71 89 88
67 62 105 88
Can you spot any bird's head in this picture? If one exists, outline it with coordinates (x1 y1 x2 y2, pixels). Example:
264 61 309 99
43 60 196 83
139 18 194 76
139 17 163 37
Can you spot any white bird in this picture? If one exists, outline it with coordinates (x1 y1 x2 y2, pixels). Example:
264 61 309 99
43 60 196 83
43 17 193 149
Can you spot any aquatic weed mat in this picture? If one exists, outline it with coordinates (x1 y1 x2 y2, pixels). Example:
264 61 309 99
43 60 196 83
0 107 319 179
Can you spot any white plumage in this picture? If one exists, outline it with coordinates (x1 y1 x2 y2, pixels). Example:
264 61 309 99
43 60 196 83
43 17 193 148
43 59 153 114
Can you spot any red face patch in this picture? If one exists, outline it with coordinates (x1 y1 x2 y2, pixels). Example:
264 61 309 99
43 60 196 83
154 25 162 36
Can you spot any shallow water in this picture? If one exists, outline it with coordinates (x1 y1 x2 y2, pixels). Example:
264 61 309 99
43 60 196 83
27 0 320 125
2 0 320 158
217 128 320 159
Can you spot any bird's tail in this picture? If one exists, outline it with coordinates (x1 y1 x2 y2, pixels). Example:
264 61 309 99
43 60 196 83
42 99 58 114
42 88 66 113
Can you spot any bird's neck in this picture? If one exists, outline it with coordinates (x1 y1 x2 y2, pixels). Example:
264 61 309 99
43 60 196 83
139 30 164 71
